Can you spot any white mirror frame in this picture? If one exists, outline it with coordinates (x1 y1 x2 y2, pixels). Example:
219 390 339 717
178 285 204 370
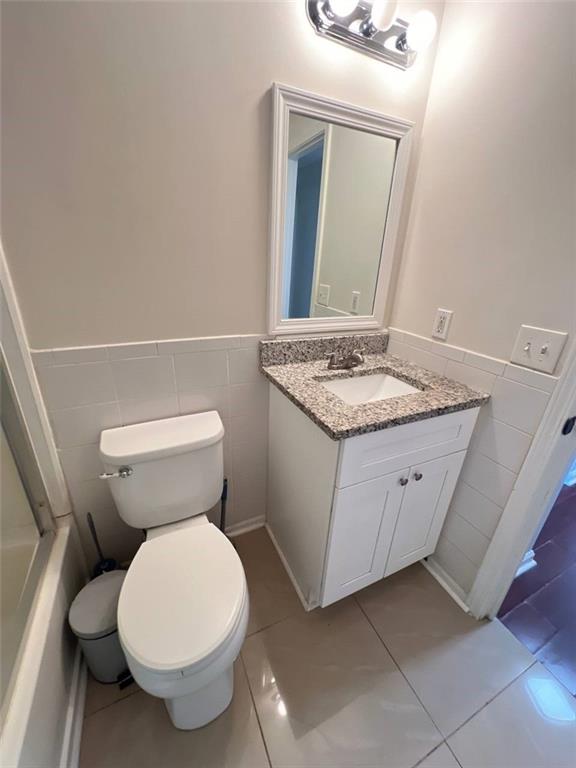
268 83 413 336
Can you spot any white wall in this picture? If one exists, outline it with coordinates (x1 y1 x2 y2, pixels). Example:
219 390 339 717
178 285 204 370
391 0 575 365
1 0 442 349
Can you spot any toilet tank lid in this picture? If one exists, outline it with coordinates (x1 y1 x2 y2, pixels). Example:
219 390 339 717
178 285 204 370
99 412 224 465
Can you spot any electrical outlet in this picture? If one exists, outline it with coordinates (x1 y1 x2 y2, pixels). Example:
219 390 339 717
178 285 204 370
510 325 568 374
317 284 330 307
351 291 360 315
432 308 453 340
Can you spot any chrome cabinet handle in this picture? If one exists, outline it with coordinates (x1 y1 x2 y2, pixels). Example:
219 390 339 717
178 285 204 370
413 472 423 481
99 466 133 480
399 477 409 486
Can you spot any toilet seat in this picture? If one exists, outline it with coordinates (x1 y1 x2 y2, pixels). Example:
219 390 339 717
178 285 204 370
118 522 246 679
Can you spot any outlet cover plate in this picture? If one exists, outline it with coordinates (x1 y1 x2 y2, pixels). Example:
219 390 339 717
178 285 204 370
510 325 568 374
432 308 453 341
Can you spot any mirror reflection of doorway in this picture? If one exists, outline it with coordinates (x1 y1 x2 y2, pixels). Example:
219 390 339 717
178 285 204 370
283 135 325 319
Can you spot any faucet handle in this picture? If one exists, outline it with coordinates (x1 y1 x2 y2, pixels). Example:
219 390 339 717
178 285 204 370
353 349 365 362
327 352 340 369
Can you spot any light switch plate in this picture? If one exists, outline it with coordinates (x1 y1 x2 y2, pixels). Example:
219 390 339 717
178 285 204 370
317 283 330 307
432 308 453 340
510 325 568 374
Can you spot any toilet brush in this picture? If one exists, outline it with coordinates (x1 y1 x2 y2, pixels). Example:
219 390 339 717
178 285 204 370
87 513 118 577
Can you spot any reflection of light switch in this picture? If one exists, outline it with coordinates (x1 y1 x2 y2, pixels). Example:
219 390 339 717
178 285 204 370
351 291 360 315
317 284 330 307
510 325 567 374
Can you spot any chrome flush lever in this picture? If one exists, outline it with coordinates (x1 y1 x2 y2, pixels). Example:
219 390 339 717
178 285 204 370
99 466 133 480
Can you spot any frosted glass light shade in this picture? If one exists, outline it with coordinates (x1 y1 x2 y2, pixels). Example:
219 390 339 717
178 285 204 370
406 10 437 52
328 0 358 17
371 0 397 31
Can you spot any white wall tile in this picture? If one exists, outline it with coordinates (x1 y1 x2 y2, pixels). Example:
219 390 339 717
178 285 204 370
111 356 175 400
444 360 496 394
503 363 558 394
58 444 103 484
50 402 121 448
158 336 243 354
228 348 260 384
470 412 532 473
230 379 269 417
174 350 229 389
433 537 477 594
74 503 144 565
119 394 179 426
67 477 115 518
461 450 516 509
386 328 404 342
441 508 491 567
31 349 54 368
489 377 549 434
449 480 504 539
178 386 231 420
386 340 448 375
463 351 506 376
401 331 466 362
37 362 116 410
52 346 108 364
107 342 158 360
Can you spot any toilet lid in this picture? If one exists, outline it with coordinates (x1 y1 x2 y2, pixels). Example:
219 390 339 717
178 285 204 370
117 523 245 674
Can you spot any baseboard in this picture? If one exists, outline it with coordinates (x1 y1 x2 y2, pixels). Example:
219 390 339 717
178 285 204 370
265 524 317 612
225 515 266 538
59 646 87 768
422 557 471 614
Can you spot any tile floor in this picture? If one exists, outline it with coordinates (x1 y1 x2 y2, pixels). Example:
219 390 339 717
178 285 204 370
80 527 576 768
499 484 576 695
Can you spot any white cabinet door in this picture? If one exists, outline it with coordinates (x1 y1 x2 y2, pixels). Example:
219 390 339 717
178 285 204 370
384 451 466 577
321 472 407 606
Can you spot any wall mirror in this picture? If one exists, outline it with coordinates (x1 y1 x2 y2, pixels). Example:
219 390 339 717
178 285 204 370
268 84 413 335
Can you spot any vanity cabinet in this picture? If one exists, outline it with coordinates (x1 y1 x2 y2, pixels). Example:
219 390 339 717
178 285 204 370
267 385 480 611
322 452 465 606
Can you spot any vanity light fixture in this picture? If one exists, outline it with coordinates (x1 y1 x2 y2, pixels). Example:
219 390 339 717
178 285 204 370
306 1 437 69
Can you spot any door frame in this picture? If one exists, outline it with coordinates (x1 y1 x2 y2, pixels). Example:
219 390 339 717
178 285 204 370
467 340 576 619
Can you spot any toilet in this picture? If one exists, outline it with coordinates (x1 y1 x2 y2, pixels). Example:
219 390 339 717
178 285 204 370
98 411 249 730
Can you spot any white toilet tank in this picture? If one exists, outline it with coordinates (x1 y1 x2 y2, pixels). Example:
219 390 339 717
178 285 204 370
99 412 224 530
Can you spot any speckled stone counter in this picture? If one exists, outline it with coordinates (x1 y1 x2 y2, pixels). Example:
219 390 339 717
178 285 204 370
260 342 490 440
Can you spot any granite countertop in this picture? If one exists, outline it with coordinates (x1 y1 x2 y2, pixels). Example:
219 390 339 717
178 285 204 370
261 352 490 441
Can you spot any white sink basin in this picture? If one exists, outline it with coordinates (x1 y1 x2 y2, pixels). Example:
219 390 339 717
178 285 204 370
322 373 419 405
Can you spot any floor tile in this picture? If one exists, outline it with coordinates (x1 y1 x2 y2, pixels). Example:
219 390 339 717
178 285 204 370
356 564 534 736
234 527 303 635
536 624 576 695
528 563 576 629
535 485 576 546
84 673 140 717
501 602 557 654
498 541 575 616
242 598 442 768
417 743 461 768
557 519 576 556
79 661 269 768
448 663 576 768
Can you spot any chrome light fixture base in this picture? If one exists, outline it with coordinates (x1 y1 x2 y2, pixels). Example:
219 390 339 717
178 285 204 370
307 0 415 69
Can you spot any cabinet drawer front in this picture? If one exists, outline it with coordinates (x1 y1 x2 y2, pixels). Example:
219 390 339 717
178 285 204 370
321 473 405 607
336 409 478 488
384 451 466 577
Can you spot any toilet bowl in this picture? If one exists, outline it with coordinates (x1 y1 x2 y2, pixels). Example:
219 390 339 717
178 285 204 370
99 412 248 729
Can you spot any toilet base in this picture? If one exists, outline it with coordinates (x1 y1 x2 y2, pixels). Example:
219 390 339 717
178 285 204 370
164 665 234 729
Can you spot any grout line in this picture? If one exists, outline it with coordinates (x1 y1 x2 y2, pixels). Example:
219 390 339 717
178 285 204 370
83 684 141 720
443 660 539 741
239 654 273 768
354 594 537 742
353 596 444 741
445 740 464 767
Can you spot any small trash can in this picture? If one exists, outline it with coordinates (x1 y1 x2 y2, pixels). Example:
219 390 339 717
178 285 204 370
69 570 128 683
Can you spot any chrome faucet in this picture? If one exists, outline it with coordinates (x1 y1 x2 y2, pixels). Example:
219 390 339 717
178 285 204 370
327 349 365 370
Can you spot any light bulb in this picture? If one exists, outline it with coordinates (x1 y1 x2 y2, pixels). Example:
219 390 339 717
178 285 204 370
406 10 437 52
371 0 397 31
328 0 358 17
